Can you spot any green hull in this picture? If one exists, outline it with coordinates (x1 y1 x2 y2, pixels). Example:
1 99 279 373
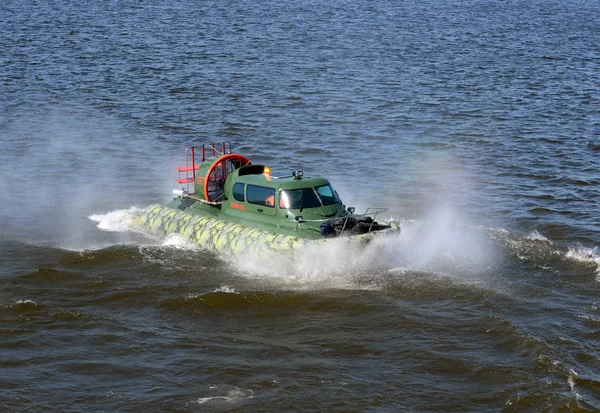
139 204 400 259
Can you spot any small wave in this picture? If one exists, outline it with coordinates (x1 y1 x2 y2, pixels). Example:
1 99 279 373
528 207 572 216
194 388 254 405
214 285 236 293
163 289 376 314
567 369 581 400
168 87 188 94
15 299 36 304
185 286 237 300
526 230 549 241
541 55 567 61
588 143 600 151
494 228 600 278
522 194 556 201
573 180 592 186
88 207 143 232
295 148 331 155
566 245 599 262
0 299 40 312
419 141 457 149
577 315 600 329
565 244 600 275
172 290 277 310
197 396 231 404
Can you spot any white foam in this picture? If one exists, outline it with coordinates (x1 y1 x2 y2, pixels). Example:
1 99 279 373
161 233 199 250
565 244 600 276
15 299 36 304
185 286 237 300
526 230 549 241
567 369 581 400
195 388 254 405
88 207 143 232
1 299 38 310
214 285 237 293
225 209 502 291
196 396 231 404
566 244 599 261
486 227 510 234
229 237 385 290
185 293 202 300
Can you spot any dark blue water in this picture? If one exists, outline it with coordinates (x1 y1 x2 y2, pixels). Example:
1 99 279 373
1 0 599 411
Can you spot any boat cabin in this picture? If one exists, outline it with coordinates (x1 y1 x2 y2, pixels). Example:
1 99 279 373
171 143 386 238
222 165 344 222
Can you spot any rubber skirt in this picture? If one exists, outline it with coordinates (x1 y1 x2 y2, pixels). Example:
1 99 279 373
139 204 399 259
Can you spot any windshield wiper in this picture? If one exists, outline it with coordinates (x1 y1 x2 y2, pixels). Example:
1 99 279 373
299 191 305 212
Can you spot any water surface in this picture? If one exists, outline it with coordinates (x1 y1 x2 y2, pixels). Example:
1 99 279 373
1 0 599 411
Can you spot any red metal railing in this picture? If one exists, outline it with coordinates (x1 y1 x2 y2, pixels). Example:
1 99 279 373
176 143 232 194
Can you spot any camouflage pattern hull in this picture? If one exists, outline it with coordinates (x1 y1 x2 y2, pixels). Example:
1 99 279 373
139 204 400 259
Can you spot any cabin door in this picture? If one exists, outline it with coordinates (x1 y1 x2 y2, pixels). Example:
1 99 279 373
245 184 277 217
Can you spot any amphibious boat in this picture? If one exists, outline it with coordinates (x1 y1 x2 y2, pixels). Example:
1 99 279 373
139 143 400 258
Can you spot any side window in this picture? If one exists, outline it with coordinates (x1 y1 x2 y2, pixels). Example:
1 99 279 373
233 183 245 202
247 185 276 207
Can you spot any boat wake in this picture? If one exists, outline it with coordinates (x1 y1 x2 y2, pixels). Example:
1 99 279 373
86 207 197 251
494 228 600 278
88 206 600 289
226 216 502 290
88 207 144 232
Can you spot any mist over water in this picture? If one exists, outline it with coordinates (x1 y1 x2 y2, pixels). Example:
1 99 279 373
2 0 600 411
0 109 177 249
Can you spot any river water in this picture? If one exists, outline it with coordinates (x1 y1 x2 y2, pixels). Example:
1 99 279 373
1 0 599 411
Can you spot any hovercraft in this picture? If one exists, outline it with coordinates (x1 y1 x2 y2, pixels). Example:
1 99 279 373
139 143 400 258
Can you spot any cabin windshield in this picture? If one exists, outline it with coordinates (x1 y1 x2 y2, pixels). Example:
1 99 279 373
314 184 339 206
279 185 339 209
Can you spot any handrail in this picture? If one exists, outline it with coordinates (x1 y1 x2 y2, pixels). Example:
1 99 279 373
364 208 388 232
293 208 389 236
207 142 231 157
295 210 387 224
177 142 233 195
